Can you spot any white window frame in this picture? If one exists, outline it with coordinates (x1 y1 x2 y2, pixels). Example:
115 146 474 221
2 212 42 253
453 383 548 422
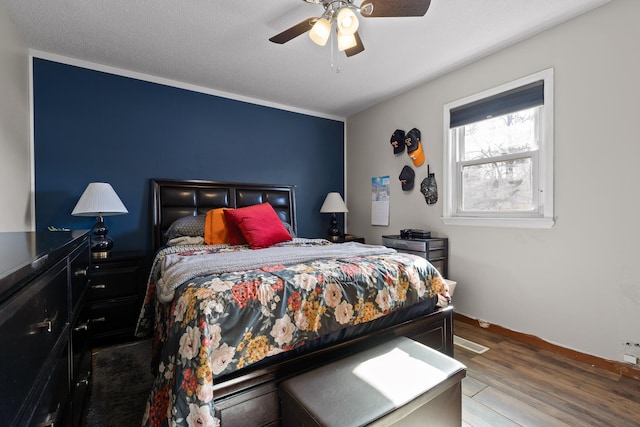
442 68 554 229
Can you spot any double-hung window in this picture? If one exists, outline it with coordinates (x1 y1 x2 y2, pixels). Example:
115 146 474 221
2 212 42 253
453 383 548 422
443 69 554 228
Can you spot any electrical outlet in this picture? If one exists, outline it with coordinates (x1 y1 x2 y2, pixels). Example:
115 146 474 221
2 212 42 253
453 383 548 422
623 341 640 358
478 320 490 329
623 341 640 365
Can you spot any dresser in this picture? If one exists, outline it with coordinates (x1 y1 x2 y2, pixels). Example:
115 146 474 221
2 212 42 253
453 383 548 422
382 235 449 278
0 231 92 427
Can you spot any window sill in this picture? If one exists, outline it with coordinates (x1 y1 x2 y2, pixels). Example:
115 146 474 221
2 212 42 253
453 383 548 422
442 216 554 229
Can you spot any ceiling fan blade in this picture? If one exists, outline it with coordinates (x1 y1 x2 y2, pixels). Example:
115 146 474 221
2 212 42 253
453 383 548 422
269 17 317 44
345 32 365 57
360 0 431 17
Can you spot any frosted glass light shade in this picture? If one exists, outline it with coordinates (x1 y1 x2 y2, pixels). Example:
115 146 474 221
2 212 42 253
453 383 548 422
320 192 348 213
337 7 359 35
309 18 332 46
337 30 357 51
72 182 128 216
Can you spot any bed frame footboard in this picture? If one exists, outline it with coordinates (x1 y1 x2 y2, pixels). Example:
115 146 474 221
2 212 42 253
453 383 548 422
212 306 454 426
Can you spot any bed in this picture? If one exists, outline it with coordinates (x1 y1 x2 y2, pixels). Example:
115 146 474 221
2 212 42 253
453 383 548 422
135 179 454 427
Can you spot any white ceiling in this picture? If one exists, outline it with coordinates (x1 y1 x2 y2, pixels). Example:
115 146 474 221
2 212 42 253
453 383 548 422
2 0 609 119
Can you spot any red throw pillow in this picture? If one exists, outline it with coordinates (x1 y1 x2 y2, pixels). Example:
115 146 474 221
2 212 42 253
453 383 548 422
223 209 247 245
224 203 293 249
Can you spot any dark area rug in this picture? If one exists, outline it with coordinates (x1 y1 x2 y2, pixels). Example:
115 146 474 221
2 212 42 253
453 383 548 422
82 339 154 427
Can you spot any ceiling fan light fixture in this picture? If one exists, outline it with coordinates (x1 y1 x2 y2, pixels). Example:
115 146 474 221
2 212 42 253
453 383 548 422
337 30 357 51
309 17 332 46
337 7 359 35
271 0 433 57
359 3 374 16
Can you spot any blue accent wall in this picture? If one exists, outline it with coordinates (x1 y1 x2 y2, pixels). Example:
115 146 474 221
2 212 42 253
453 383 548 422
33 58 345 256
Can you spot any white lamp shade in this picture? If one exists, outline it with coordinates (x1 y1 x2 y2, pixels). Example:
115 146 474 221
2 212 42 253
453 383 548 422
337 30 357 51
72 182 128 217
337 7 359 35
309 17 332 46
320 192 348 213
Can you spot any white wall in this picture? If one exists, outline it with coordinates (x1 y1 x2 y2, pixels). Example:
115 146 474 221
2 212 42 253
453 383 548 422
346 0 640 363
0 3 31 231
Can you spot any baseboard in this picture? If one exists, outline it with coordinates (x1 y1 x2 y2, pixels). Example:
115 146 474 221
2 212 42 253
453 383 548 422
455 313 640 381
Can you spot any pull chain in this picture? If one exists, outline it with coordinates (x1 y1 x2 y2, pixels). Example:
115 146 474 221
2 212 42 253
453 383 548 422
330 29 340 73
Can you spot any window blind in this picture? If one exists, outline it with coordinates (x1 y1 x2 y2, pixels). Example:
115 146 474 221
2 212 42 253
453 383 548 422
450 80 544 128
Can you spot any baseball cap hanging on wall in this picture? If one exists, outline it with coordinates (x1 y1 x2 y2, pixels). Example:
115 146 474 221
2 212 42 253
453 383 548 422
420 165 438 204
405 128 425 166
390 129 405 154
398 165 415 191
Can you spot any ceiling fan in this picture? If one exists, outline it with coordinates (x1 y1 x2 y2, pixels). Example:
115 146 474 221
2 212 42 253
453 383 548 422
269 0 432 57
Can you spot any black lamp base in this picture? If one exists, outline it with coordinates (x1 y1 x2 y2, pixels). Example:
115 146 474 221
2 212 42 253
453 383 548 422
327 213 342 237
91 215 113 258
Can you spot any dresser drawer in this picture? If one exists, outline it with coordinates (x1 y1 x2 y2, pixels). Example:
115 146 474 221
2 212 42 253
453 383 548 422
425 239 446 250
28 343 70 427
90 297 141 339
0 259 69 425
382 236 447 251
426 248 446 260
69 346 92 427
382 236 428 252
69 241 91 314
71 304 92 382
90 263 141 300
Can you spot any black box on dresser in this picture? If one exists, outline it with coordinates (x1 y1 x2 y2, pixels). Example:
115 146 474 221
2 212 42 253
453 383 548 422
0 231 92 427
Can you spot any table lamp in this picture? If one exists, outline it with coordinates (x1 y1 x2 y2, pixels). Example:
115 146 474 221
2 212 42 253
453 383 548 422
320 192 348 238
72 182 128 258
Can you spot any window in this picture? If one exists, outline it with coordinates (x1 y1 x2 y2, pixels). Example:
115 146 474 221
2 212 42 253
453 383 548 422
443 69 554 228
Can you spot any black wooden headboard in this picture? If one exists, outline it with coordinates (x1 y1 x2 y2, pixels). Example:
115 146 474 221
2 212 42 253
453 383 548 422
151 179 297 252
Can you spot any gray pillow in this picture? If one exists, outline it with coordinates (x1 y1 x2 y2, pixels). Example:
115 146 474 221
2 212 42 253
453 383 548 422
164 214 206 241
282 220 296 238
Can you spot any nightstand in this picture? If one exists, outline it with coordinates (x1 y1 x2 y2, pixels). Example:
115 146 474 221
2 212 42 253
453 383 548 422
89 251 145 344
327 234 365 244
382 235 448 278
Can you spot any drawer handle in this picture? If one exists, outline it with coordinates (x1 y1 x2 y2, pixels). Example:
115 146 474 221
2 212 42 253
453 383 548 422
74 267 89 277
91 317 106 323
37 404 59 427
91 284 107 289
29 312 57 334
74 322 89 332
33 320 53 332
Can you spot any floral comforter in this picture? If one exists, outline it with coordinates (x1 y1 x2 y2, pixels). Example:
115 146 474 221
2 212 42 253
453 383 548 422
135 239 448 427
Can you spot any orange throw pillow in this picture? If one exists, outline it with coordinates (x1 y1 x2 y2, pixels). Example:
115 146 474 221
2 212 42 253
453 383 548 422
204 208 231 244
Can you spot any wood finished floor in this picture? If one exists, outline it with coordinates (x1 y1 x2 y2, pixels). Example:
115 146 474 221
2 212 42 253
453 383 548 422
453 320 640 427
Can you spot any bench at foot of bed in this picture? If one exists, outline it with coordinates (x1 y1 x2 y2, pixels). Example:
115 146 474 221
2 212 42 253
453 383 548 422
280 336 466 427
